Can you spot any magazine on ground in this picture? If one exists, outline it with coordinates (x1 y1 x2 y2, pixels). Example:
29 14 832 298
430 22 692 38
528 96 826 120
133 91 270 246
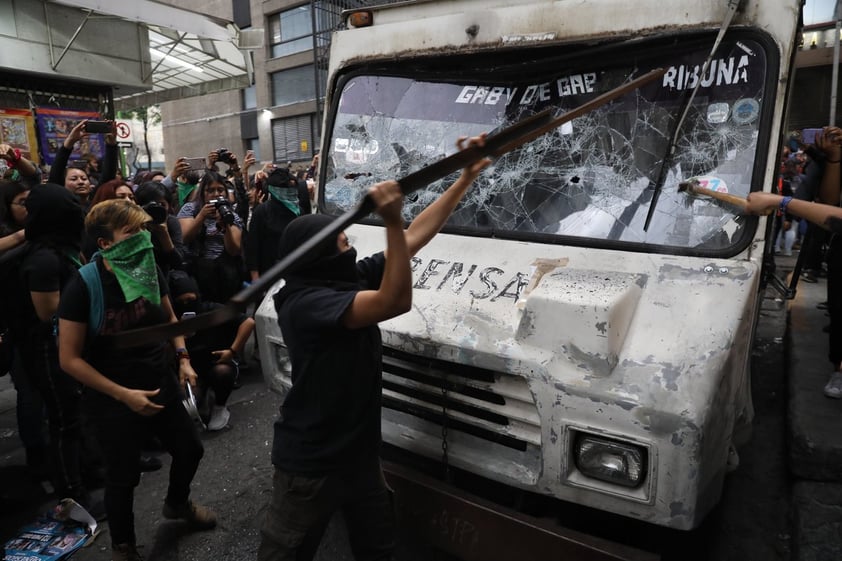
3 499 99 561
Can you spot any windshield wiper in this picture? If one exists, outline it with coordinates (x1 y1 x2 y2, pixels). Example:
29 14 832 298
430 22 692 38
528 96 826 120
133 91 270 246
642 0 744 232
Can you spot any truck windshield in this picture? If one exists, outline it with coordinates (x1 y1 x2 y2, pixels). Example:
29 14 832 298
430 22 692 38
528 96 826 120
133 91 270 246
322 34 772 254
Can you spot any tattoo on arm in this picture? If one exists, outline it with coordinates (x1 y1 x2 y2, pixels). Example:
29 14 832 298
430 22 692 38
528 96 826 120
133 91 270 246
825 216 842 234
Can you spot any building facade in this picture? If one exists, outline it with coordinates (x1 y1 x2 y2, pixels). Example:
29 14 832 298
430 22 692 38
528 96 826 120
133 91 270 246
157 0 381 172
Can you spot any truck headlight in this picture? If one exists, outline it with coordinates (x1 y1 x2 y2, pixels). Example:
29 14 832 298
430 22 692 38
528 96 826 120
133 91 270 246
574 434 646 488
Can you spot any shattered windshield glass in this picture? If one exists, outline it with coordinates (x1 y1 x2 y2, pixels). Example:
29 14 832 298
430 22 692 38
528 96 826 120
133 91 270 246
323 37 769 253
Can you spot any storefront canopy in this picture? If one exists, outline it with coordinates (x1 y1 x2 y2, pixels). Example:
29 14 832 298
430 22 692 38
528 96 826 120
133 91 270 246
50 0 254 110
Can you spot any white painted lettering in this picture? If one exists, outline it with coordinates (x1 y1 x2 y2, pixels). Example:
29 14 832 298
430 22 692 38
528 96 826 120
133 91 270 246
456 86 477 103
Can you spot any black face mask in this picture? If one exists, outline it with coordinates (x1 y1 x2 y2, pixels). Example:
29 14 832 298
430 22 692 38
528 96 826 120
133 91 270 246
173 297 199 319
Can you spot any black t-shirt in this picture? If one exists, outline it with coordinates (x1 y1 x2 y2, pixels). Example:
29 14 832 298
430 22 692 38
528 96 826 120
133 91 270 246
17 245 79 342
59 258 178 413
245 193 311 275
271 253 386 475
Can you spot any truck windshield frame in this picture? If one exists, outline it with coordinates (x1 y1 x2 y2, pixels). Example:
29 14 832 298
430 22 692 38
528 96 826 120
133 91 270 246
320 30 780 257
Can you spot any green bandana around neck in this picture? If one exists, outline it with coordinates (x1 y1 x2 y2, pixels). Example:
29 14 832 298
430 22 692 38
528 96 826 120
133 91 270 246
100 230 160 305
268 185 301 216
177 181 197 207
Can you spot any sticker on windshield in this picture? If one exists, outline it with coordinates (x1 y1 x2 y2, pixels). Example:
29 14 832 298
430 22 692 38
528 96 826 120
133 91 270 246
693 176 729 193
731 98 760 125
707 103 730 124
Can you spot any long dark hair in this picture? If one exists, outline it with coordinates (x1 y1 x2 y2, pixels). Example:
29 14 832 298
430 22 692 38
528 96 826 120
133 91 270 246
0 180 28 232
196 170 228 208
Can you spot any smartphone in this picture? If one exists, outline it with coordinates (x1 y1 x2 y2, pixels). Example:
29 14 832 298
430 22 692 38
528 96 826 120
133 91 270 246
184 157 207 171
70 159 89 169
84 120 111 134
801 128 823 146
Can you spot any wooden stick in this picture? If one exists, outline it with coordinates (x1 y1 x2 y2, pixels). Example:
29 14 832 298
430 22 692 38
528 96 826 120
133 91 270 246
678 180 772 215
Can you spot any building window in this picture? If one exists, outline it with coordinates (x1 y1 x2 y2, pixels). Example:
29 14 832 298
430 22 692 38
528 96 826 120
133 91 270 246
233 0 252 29
271 65 319 106
242 85 256 110
269 5 313 59
272 114 318 162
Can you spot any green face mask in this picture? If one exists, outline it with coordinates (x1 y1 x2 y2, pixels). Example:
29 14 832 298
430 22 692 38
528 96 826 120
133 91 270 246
100 229 160 305
268 185 301 216
177 181 197 207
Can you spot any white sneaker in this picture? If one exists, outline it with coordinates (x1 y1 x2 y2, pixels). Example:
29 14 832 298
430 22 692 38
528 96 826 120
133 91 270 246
207 405 230 431
823 371 842 399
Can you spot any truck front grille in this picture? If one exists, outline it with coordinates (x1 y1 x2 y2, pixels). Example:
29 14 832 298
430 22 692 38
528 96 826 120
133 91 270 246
381 347 541 451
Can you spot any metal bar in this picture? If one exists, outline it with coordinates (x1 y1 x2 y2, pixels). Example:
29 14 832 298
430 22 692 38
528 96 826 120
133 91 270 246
832 16 841 125
382 461 659 561
52 10 94 70
146 33 188 82
107 69 664 348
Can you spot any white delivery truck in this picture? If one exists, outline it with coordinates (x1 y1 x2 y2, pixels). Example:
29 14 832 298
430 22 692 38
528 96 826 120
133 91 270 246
256 0 802 531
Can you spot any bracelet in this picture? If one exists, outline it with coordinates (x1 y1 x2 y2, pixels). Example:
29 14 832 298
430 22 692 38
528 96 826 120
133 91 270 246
779 196 793 214
827 159 841 164
9 148 21 167
175 347 190 360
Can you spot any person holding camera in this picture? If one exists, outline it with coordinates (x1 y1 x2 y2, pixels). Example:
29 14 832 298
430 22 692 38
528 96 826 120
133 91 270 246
177 171 244 303
245 166 312 281
134 182 188 278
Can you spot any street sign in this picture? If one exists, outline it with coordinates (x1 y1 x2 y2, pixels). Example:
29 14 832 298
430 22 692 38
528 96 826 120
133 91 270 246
116 120 134 147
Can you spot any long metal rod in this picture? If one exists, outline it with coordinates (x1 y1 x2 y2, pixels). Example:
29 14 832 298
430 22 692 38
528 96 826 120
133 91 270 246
108 68 665 349
832 15 841 125
52 10 94 70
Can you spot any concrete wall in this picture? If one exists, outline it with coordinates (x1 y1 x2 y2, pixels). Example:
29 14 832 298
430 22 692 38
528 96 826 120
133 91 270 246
162 89 244 164
0 0 150 93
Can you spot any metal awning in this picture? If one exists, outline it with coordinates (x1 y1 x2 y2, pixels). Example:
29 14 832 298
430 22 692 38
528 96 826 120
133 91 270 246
49 0 254 110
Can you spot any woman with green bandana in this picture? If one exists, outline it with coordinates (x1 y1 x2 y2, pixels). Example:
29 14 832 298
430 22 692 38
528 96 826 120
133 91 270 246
245 166 311 281
58 199 217 561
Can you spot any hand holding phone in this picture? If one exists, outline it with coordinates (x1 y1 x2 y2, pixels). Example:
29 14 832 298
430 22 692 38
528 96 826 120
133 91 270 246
84 120 112 134
184 157 207 171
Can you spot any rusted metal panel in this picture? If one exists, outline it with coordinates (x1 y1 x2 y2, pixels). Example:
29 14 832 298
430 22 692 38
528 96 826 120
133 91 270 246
383 461 659 561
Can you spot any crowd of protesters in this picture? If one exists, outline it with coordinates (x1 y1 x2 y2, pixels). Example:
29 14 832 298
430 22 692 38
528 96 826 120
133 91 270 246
761 129 842 399
4 114 842 561
0 115 495 561
0 120 322 560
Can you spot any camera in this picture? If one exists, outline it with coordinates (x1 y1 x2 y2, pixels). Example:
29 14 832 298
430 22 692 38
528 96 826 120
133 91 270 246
142 201 168 224
216 148 233 164
210 197 236 226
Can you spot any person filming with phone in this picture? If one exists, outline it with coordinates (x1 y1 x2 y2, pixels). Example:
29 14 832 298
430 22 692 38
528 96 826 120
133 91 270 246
49 120 119 208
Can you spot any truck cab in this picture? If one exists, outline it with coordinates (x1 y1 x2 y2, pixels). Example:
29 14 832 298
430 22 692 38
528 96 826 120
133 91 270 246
256 0 802 530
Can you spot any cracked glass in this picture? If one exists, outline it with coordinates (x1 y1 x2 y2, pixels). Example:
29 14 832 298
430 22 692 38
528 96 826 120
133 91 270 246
322 36 769 253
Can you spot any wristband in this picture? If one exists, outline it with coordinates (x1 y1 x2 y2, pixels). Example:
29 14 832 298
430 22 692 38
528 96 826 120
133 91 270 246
8 148 21 166
779 196 793 214
175 347 190 360
827 159 841 164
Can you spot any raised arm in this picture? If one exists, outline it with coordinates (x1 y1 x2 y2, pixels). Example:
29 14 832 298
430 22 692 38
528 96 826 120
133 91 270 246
746 192 842 233
342 180 411 329
49 121 88 185
404 134 490 256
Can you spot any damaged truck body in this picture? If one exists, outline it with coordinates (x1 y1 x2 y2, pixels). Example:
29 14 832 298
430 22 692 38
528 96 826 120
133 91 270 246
256 0 803 531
